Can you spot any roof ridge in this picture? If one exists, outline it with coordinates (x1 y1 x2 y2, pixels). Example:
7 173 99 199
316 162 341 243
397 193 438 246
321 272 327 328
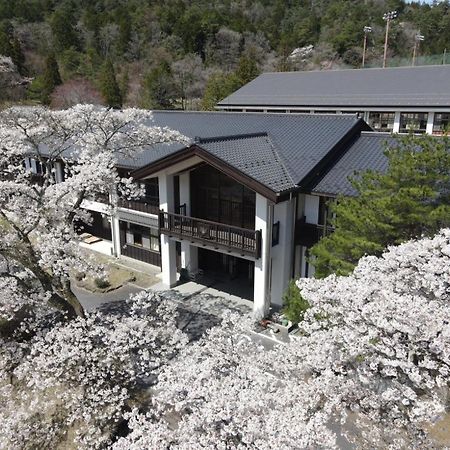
264 133 297 189
195 132 268 144
259 64 450 76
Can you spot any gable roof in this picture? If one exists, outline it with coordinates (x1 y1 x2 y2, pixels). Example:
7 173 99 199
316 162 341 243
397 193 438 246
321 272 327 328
217 65 450 109
124 111 368 199
197 133 295 193
312 132 395 196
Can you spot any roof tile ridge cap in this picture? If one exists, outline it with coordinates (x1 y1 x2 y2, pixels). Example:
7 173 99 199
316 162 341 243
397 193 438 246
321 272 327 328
196 132 269 144
265 133 297 188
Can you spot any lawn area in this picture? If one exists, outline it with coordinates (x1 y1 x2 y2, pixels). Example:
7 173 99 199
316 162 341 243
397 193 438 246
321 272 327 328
74 252 159 293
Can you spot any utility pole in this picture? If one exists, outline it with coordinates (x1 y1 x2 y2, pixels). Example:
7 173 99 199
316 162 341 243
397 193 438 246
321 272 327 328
412 33 424 66
362 26 372 68
383 11 398 68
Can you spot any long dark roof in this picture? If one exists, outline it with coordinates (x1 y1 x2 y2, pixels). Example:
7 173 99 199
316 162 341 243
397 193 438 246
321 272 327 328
312 132 395 196
218 65 450 109
122 111 368 196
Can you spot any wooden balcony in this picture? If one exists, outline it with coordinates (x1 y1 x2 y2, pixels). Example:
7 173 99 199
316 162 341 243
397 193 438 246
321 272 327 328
118 197 159 215
159 211 261 259
295 219 334 248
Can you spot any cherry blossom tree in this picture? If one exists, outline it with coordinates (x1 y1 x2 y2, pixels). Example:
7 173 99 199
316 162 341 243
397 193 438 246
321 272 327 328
114 230 450 449
0 105 186 324
0 291 188 450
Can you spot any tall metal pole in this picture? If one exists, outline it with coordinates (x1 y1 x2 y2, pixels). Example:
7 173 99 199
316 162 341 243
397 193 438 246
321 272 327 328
383 11 398 68
362 26 372 68
363 33 367 68
412 33 424 67
383 18 390 68
412 40 417 66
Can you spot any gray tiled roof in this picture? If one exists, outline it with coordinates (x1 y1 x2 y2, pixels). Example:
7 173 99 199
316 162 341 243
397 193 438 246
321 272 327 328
119 111 364 192
218 65 450 108
312 132 395 196
197 133 295 192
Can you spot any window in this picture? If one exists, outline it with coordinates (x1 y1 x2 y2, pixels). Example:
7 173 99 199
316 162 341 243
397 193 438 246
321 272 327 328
126 223 160 252
318 196 335 237
150 228 159 252
142 178 159 202
400 113 428 134
433 113 450 135
368 112 395 132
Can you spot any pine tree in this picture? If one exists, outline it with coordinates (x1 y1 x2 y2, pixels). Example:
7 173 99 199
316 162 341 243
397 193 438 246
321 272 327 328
235 54 259 85
310 134 450 278
142 61 175 109
40 53 62 104
99 59 122 109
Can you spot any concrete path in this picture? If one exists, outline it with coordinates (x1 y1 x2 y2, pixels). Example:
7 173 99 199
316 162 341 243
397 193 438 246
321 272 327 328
73 284 144 312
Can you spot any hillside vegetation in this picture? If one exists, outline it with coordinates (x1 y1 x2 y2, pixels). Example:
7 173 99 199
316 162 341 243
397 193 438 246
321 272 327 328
0 0 449 109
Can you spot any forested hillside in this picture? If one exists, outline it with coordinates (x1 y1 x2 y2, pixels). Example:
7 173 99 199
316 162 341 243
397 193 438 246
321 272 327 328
0 0 449 109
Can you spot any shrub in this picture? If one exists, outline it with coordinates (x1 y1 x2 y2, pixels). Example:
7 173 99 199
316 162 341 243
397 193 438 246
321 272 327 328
282 280 310 324
94 278 110 289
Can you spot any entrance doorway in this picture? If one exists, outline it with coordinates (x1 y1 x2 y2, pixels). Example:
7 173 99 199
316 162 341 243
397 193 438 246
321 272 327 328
198 248 254 301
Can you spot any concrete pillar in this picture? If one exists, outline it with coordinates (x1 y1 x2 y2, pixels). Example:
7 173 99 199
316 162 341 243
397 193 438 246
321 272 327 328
179 171 198 273
426 112 435 135
393 111 401 133
253 194 272 319
55 161 64 183
159 173 177 287
111 216 121 257
30 158 37 173
363 111 370 123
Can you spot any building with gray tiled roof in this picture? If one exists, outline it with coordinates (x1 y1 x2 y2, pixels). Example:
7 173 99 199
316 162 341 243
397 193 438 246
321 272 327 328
26 110 433 318
217 65 450 136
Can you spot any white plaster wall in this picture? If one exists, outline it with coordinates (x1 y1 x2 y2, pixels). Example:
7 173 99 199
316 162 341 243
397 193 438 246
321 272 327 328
270 199 295 306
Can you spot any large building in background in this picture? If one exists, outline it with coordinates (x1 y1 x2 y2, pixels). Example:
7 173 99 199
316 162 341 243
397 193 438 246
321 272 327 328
217 65 450 135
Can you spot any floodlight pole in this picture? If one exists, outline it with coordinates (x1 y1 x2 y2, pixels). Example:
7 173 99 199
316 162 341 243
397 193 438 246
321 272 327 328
383 11 398 68
362 26 372 68
412 33 424 66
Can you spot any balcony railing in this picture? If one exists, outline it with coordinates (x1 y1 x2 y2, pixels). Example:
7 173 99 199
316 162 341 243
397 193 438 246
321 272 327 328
159 211 261 259
118 197 159 215
295 219 334 248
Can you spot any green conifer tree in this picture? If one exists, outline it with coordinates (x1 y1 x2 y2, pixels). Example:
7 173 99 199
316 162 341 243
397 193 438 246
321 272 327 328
99 59 122 109
39 53 62 104
235 54 259 85
310 134 450 278
142 61 175 109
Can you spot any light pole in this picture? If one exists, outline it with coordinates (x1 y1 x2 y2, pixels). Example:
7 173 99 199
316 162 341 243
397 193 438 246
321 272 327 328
382 10 398 68
362 26 372 68
412 33 424 66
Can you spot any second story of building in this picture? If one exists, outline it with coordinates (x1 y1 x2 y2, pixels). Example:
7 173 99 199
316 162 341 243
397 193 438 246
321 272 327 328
216 65 450 136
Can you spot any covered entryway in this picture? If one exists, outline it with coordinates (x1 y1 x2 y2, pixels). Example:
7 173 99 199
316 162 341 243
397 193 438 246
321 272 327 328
196 248 254 302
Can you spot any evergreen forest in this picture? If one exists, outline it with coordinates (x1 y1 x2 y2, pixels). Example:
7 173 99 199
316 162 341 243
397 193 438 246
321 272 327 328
0 0 449 109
